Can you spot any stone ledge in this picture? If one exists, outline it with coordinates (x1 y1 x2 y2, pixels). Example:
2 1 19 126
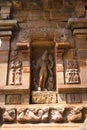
73 29 87 35
0 20 18 30
68 18 87 29
58 84 87 93
0 85 29 94
31 91 57 104
1 123 81 130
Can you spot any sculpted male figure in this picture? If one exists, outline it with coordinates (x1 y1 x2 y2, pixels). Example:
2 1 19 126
37 50 49 91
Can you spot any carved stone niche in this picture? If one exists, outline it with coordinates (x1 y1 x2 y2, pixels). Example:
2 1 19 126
30 40 56 104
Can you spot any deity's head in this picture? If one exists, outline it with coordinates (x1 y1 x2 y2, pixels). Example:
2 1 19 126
42 50 48 60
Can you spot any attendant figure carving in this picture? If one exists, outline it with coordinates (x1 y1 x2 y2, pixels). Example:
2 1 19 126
65 60 80 84
9 51 22 85
9 61 15 85
15 61 22 85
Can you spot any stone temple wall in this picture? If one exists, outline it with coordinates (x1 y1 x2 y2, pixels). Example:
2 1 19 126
0 0 87 130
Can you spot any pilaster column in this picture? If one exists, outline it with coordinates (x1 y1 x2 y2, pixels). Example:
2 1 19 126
55 43 64 91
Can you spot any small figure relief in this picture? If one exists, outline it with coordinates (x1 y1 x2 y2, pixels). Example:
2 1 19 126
67 60 78 69
67 107 83 122
50 107 65 122
15 61 22 85
9 61 15 85
65 69 80 84
38 108 49 122
32 50 55 91
65 60 80 84
17 108 41 123
17 108 49 123
9 51 22 85
47 76 54 91
3 108 16 123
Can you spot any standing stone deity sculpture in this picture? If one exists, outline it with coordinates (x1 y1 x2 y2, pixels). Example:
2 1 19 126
32 50 54 91
38 50 49 91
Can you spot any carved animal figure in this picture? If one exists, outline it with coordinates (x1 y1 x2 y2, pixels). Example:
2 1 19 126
3 108 16 123
68 107 83 122
50 107 65 122
17 108 41 123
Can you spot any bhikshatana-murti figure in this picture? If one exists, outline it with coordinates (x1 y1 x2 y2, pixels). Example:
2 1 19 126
37 50 48 91
32 50 54 91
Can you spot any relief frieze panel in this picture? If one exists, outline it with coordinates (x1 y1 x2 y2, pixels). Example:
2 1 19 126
67 107 83 122
5 95 21 105
0 106 86 124
9 50 22 85
65 60 80 84
2 108 16 123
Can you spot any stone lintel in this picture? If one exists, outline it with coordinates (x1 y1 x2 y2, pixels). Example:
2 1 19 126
0 85 29 94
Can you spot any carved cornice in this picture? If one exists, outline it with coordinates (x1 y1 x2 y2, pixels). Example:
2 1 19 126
68 18 87 30
0 20 18 30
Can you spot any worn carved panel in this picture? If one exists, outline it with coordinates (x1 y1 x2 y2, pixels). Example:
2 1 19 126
8 50 22 85
65 60 80 84
5 94 21 104
31 91 57 104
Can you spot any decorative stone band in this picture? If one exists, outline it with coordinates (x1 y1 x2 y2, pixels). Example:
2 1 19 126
0 106 86 124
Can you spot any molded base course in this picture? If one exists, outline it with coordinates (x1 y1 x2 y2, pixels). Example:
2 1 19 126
0 123 81 130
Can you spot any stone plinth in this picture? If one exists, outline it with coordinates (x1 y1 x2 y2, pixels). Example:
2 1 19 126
0 123 81 130
31 91 57 104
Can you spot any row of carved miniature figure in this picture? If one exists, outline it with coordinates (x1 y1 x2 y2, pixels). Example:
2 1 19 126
0 106 86 124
